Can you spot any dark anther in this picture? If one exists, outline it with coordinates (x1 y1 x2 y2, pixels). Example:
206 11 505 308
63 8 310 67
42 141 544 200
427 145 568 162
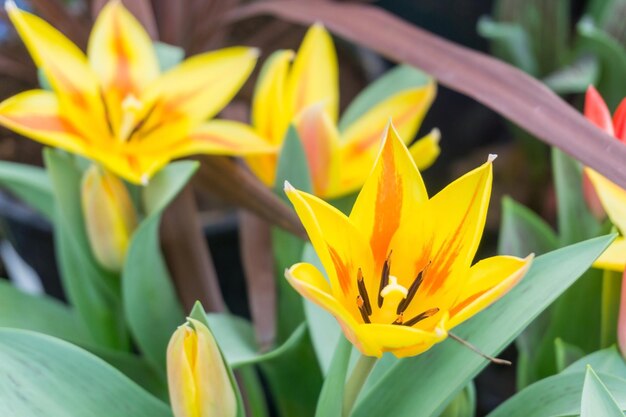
392 312 404 325
357 268 372 315
378 251 392 308
397 261 431 314
403 307 439 327
357 296 371 323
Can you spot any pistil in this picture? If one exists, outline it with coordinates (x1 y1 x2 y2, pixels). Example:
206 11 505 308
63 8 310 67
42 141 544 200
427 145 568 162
117 94 144 142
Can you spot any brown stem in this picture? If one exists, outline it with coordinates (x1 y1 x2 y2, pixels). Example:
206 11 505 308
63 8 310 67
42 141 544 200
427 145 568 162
160 184 225 312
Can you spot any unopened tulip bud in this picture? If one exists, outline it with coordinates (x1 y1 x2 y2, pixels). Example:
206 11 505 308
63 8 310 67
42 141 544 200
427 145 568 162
81 164 138 272
167 318 237 417
618 270 626 359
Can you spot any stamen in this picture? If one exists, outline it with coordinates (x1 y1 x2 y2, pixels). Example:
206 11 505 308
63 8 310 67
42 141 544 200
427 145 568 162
356 296 371 323
356 268 372 315
117 94 144 142
397 261 431 314
392 312 404 325
378 251 392 308
403 307 439 327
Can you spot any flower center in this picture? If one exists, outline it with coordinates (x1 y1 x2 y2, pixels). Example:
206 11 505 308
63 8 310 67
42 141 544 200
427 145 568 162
355 254 439 326
117 94 144 142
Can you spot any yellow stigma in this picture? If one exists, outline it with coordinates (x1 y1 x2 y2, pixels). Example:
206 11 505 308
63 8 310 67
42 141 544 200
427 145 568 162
379 275 408 322
117 94 143 142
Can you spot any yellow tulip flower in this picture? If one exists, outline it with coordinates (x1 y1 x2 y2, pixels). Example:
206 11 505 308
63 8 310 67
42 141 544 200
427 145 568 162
284 123 532 358
167 318 237 417
582 86 626 272
247 24 440 198
0 0 273 184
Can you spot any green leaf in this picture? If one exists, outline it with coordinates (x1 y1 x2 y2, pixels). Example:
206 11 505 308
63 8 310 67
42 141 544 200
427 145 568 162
555 338 586 372
581 366 626 417
0 161 54 220
499 196 558 257
204 312 307 368
0 280 91 345
272 126 312 341
0 329 172 417
314 337 352 417
478 17 539 76
45 149 128 349
564 346 626 379
154 42 185 72
351 234 615 417
440 382 476 417
339 65 431 132
543 56 599 95
122 162 197 374
487 370 626 417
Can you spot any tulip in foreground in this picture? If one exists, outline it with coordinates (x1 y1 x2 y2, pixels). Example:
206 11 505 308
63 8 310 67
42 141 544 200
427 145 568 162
247 24 440 198
284 123 532 357
582 86 626 271
167 318 236 417
0 0 272 184
81 164 137 272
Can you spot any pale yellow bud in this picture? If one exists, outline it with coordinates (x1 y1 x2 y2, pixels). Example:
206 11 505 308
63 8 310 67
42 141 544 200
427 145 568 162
167 318 237 417
81 164 138 272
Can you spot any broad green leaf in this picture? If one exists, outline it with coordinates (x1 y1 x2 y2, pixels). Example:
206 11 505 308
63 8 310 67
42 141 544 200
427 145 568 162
339 65 430 131
272 126 311 341
0 280 91 345
440 382 476 417
543 56 599 95
314 336 352 417
122 162 197 373
499 196 558 257
45 149 128 349
238 366 270 417
487 370 626 417
0 329 172 417
581 366 625 417
555 338 586 372
302 243 342 374
154 42 184 72
478 17 538 76
564 346 626 379
0 161 54 220
189 302 247 417
204 312 307 368
351 234 615 417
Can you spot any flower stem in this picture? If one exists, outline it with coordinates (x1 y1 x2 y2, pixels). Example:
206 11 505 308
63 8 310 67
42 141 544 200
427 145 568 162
601 269 622 348
342 354 377 417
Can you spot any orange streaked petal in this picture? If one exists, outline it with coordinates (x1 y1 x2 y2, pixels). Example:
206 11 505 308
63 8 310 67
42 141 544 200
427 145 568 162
88 0 159 135
447 255 532 329
0 90 88 154
349 123 428 269
613 98 626 143
584 86 614 135
142 47 258 125
252 49 293 144
285 185 373 307
286 24 339 123
593 238 626 272
295 104 340 197
585 168 626 235
6 3 109 141
245 154 278 188
170 120 276 158
409 128 441 171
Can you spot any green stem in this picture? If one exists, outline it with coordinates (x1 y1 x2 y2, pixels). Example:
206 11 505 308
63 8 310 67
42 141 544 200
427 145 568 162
342 354 377 417
601 269 622 348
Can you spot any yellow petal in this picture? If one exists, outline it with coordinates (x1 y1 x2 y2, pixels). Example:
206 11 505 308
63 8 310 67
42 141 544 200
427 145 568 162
88 0 159 135
593 238 626 271
286 263 381 356
286 24 339 123
447 255 533 329
167 325 198 417
295 104 341 197
284 185 373 308
91 151 167 185
252 49 293 144
5 2 109 141
409 128 441 171
359 322 446 358
0 90 88 154
169 120 276 159
585 168 626 235
142 47 258 125
81 165 138 272
245 154 278 188
349 123 428 269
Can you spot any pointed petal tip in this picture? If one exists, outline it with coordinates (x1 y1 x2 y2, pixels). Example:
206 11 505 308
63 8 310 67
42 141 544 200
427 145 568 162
487 154 498 163
140 174 149 186
249 47 261 59
4 0 16 11
284 180 295 192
